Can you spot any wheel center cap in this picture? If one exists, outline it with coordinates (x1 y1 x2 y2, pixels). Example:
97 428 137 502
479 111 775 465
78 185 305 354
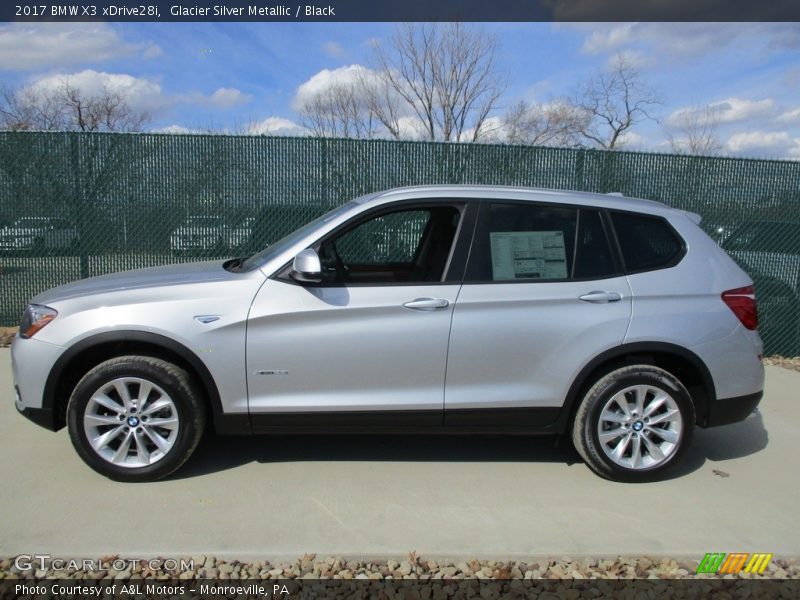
632 420 644 432
127 416 140 427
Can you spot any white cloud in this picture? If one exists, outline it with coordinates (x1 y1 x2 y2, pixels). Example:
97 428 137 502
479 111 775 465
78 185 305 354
607 48 650 69
0 23 162 71
578 23 800 60
206 87 252 109
394 116 428 140
28 69 167 113
293 64 377 110
778 106 800 123
726 130 791 153
24 71 251 120
247 116 307 136
669 98 775 126
469 115 506 143
154 125 197 134
583 23 636 55
142 43 163 59
617 130 646 149
322 41 345 58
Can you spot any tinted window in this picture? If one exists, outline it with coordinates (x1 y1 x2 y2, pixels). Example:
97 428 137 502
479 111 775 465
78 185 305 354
574 210 617 279
336 210 431 265
611 212 682 272
466 203 618 282
466 203 578 282
318 205 461 284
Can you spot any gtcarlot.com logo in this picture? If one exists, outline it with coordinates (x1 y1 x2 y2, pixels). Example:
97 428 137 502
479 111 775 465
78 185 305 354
696 552 773 575
14 554 193 572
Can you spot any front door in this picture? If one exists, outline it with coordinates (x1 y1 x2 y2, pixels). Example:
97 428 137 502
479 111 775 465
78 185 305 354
246 202 469 429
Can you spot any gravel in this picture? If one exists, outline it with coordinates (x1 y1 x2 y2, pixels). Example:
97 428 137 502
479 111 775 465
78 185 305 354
763 355 800 372
1 555 798 580
0 327 15 347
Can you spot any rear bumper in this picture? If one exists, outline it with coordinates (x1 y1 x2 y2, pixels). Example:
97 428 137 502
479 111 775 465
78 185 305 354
705 391 763 428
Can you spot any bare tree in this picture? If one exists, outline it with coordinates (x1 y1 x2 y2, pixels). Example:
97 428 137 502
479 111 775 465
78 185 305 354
664 105 722 155
503 99 588 147
574 53 660 150
297 80 381 139
0 79 150 132
0 84 67 131
370 23 507 142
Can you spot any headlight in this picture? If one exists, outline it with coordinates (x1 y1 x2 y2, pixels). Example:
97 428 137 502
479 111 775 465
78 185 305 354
19 304 58 338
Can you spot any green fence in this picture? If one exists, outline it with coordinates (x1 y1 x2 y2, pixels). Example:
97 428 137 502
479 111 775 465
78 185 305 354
1 131 799 354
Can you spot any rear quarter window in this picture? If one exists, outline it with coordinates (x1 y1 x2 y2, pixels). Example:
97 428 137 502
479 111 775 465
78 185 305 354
611 212 684 272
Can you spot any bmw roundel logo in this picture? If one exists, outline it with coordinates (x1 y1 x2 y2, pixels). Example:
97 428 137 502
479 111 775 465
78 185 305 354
127 416 140 427
632 421 644 432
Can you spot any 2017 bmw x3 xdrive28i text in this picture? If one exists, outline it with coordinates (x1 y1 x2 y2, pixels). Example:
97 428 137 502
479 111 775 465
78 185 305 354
12 186 764 482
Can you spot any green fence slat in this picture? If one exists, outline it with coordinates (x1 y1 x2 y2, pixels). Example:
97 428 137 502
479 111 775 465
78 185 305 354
0 131 798 355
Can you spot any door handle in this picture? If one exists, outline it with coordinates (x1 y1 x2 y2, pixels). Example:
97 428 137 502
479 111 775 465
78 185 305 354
403 297 450 311
579 290 622 303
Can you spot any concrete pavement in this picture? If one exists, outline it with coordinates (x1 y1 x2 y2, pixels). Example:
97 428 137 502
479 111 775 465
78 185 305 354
1 348 797 560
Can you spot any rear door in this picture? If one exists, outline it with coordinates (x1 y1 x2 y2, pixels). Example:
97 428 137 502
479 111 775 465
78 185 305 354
445 201 633 427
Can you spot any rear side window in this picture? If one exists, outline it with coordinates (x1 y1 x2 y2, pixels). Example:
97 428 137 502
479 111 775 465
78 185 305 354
611 212 683 272
466 203 576 282
464 202 618 282
574 210 617 279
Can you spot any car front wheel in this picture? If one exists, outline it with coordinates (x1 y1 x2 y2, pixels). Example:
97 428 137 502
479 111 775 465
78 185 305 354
572 364 694 482
67 356 206 482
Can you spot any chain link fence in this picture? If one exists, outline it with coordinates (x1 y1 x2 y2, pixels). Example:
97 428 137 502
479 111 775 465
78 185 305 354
0 131 798 354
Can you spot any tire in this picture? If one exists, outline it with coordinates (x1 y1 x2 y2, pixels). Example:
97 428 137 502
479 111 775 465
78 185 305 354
67 356 206 482
571 364 694 482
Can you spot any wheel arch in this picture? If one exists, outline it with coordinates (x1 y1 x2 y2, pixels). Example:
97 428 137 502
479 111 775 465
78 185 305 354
557 342 716 432
43 331 225 432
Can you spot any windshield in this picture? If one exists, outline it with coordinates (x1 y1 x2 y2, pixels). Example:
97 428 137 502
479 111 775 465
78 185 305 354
241 201 360 272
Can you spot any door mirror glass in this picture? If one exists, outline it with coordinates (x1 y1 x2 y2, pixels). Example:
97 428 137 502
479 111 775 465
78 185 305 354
291 248 322 283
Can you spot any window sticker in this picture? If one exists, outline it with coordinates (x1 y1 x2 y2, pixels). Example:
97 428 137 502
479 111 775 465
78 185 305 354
489 231 568 280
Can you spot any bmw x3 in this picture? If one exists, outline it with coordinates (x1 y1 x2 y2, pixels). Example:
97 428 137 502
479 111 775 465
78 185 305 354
11 186 764 482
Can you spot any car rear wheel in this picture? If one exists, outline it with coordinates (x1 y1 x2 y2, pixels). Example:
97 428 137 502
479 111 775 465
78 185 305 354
572 364 694 482
67 356 205 482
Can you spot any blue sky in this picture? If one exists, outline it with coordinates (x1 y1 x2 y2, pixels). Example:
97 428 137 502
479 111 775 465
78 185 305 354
1 22 799 157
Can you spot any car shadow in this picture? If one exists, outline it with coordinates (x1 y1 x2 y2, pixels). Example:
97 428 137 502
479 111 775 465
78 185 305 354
668 410 769 479
170 411 769 481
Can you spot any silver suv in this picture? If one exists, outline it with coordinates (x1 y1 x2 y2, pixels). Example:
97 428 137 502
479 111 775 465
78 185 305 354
11 186 764 482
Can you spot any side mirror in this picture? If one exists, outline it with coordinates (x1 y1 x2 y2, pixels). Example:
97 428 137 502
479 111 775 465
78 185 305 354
291 248 322 283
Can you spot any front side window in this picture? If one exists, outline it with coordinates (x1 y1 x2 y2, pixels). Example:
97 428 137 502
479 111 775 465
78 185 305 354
318 205 461 284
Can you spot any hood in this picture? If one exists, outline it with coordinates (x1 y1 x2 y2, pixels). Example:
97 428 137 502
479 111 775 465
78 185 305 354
31 260 240 305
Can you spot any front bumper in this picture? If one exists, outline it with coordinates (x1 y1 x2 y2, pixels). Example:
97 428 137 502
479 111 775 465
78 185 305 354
705 391 763 427
16 398 57 430
11 335 65 431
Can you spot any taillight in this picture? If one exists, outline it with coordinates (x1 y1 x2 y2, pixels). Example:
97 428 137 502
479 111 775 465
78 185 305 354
721 286 758 330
